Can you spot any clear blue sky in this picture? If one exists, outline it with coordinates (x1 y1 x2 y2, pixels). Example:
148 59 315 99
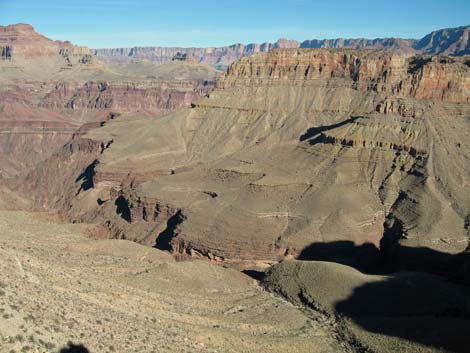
1 0 469 48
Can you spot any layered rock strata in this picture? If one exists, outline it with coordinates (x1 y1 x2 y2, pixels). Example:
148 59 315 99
92 25 470 67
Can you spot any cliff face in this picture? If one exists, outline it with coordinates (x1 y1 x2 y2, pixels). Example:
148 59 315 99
22 48 470 269
0 23 60 58
41 80 214 114
0 77 214 177
300 38 417 53
92 25 470 68
221 49 470 102
92 39 301 67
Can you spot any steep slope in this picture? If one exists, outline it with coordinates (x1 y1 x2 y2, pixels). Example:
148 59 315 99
22 49 470 271
0 23 75 59
415 25 470 55
300 37 416 53
92 25 470 67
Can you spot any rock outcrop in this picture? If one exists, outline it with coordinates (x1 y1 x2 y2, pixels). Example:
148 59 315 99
41 80 214 114
92 39 300 68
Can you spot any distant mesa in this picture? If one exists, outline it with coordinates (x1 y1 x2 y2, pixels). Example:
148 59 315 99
0 23 92 61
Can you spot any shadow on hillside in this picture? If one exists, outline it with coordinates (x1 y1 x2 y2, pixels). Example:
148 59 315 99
298 240 470 282
242 269 266 281
298 240 383 273
59 343 90 353
154 210 184 251
298 240 470 352
334 270 470 353
75 159 98 192
299 116 362 142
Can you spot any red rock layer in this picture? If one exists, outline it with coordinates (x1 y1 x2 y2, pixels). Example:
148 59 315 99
220 49 470 102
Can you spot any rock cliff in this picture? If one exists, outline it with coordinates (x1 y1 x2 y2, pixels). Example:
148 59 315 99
92 25 470 67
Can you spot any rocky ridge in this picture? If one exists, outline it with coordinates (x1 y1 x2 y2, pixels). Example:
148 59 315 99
92 25 470 67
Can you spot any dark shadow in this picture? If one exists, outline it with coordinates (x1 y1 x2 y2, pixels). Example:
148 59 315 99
298 238 470 352
299 116 361 142
407 56 432 74
202 191 218 198
59 342 90 353
334 260 470 353
154 210 184 251
242 269 266 281
298 239 470 284
75 159 98 192
298 240 383 274
115 195 131 223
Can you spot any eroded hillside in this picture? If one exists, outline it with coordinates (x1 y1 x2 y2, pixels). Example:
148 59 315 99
17 49 470 273
2 22 470 353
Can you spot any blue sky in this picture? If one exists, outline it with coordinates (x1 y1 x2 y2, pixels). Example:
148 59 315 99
1 0 469 48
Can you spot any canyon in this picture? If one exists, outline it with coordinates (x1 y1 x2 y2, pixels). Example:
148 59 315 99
1 22 470 353
22 49 470 267
0 24 217 178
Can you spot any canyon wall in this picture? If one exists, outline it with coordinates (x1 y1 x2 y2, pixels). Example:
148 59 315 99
21 48 470 270
92 25 470 67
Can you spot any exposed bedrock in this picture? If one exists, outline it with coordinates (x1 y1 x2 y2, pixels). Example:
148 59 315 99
41 80 214 114
220 49 470 102
19 49 470 270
